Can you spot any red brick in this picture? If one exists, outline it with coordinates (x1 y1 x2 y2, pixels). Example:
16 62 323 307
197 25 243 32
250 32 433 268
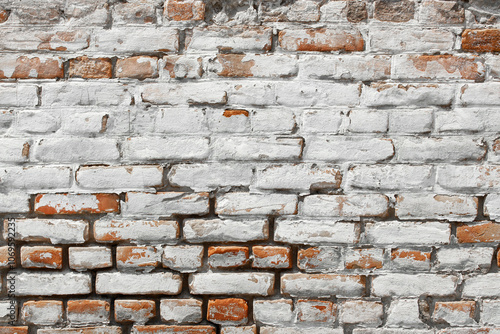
165 0 205 21
67 300 110 325
345 249 383 270
279 28 364 52
208 246 249 269
115 56 158 79
462 29 500 52
69 56 112 79
0 9 9 23
34 193 120 214
207 298 248 325
252 246 291 269
0 327 28 334
116 246 160 270
0 246 13 268
296 299 336 324
433 301 476 325
374 0 415 22
115 300 156 323
21 246 62 269
132 326 215 334
0 56 63 79
457 222 500 243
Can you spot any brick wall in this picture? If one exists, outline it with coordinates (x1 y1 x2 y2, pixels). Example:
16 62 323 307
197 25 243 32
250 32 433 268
1 0 500 333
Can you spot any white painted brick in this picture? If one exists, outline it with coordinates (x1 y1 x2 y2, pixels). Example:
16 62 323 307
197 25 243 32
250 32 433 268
60 111 108 135
0 166 71 191
221 326 257 334
38 327 121 334
0 84 38 107
160 299 202 324
370 27 455 52
0 192 30 213
183 218 268 243
252 109 296 133
275 218 357 245
340 300 383 327
212 136 303 161
0 29 90 52
396 137 486 163
434 247 494 272
114 300 156 325
389 109 433 134
69 247 112 271
275 82 360 107
319 0 347 22
116 246 161 272
141 83 227 105
0 138 30 162
163 55 203 79
297 246 343 272
123 137 210 161
254 163 342 193
5 218 88 244
354 330 434 334
216 193 298 216
485 194 500 221
390 248 432 271
364 221 450 245
281 273 365 298
302 109 344 134
371 274 457 297
227 82 276 106
76 165 163 191
16 272 91 296
348 164 434 191
462 274 500 298
435 109 500 133
396 194 477 222
189 273 274 296
482 300 500 326
261 328 343 334
0 110 14 134
168 163 253 192
94 219 179 244
460 83 500 106
386 299 425 328
162 245 203 273
206 54 298 78
96 272 182 295
34 138 119 163
305 136 394 162
433 301 477 326
0 300 17 323
123 192 209 217
154 108 207 133
187 27 272 53
16 110 59 133
207 108 250 133
349 109 388 133
94 27 178 53
486 55 500 79
302 194 389 219
362 83 455 107
438 165 500 192
42 83 131 106
67 300 110 326
21 301 63 325
253 299 293 326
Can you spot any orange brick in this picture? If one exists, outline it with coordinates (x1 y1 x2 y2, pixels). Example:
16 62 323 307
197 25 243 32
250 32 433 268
69 56 112 79
213 54 254 78
279 28 364 52
0 327 29 334
67 300 110 325
0 9 9 23
497 250 500 267
345 249 383 270
462 29 500 52
252 246 291 269
21 246 62 269
457 222 500 243
116 246 160 270
433 301 476 325
298 247 342 272
0 246 13 268
0 56 63 79
208 246 249 269
34 193 120 214
115 56 158 80
207 298 248 325
132 326 215 334
115 300 156 323
296 299 336 324
165 0 205 21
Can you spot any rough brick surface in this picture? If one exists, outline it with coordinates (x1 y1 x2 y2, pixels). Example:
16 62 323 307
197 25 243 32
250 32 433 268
0 0 497 332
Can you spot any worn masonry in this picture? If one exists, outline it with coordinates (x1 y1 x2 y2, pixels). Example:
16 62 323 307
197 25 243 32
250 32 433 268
0 0 500 333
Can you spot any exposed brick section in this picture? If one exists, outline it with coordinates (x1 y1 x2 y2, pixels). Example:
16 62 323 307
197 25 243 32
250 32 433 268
208 246 249 269
115 56 158 79
20 246 63 269
67 300 110 326
0 55 63 79
68 56 113 79
165 0 205 21
456 222 500 243
207 299 248 325
132 326 215 334
252 246 291 269
115 300 156 324
462 29 500 52
34 193 120 214
279 28 364 52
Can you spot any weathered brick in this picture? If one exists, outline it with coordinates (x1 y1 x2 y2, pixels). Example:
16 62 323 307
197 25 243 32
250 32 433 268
0 246 13 269
275 82 361 107
116 56 158 79
21 300 63 325
131 326 215 334
21 246 62 269
183 219 268 243
435 109 500 133
0 29 90 52
371 274 457 297
348 164 433 191
0 192 30 213
163 55 203 79
279 28 364 52
287 0 320 22
221 326 257 334
296 299 336 324
362 83 454 107
76 165 163 191
212 136 303 161
35 193 119 214
64 0 108 25
165 0 204 21
348 109 388 133
113 0 157 25
116 246 161 271
16 272 91 296
345 248 384 270
253 299 293 326
302 194 389 219
42 83 131 106
252 246 291 269
420 0 465 24
160 299 202 324
391 248 431 271
69 247 112 271
5 218 88 244
187 27 272 53
456 222 500 243
463 29 500 52
189 273 274 296
305 137 394 162
34 138 119 163
433 301 476 326
482 300 500 326
67 300 110 326
365 221 451 245
370 27 454 52
460 83 500 106
374 0 415 22
486 195 500 221
94 219 179 244
386 299 425 328
463 274 500 297
206 108 250 133
275 219 357 245
252 109 296 134
298 246 343 272
216 193 298 216
38 327 122 334
0 166 71 191
96 272 182 295
0 55 63 79
94 27 178 53
208 54 297 78
396 194 478 222
123 137 209 161
281 274 365 298
434 247 494 272
0 138 30 162
115 300 156 324
340 300 383 326
389 109 433 134
162 245 204 273
208 246 249 269
207 299 248 325
69 56 112 79
261 328 342 334
122 192 209 216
